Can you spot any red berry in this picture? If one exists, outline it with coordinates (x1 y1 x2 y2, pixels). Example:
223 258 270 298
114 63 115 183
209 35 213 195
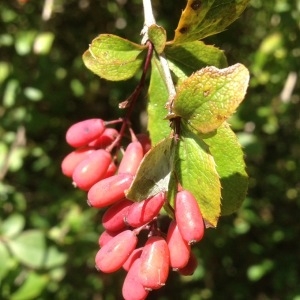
166 220 190 269
102 199 133 232
61 147 95 177
122 247 143 271
118 141 144 175
87 173 133 208
98 229 122 247
178 252 198 276
72 149 112 191
136 133 151 154
95 230 137 273
88 127 119 148
103 160 117 178
125 192 165 228
175 190 205 244
122 258 149 300
66 118 105 148
138 236 170 290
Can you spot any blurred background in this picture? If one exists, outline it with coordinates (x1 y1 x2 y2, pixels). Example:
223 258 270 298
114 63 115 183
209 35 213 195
0 0 299 299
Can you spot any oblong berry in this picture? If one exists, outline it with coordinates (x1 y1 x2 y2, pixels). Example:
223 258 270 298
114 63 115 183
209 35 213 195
118 141 144 175
88 127 119 148
138 236 170 290
66 118 105 148
61 147 95 177
98 229 123 247
102 199 133 232
72 149 112 191
136 133 151 154
122 247 143 271
175 190 205 244
178 252 198 276
95 230 137 273
166 220 191 269
125 192 165 228
122 258 149 300
87 173 133 208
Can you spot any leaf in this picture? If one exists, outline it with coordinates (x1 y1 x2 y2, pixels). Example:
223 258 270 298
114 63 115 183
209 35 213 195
6 230 46 268
10 272 48 300
148 24 167 54
147 55 172 144
165 41 227 82
0 241 11 279
200 122 248 215
171 63 250 134
126 138 174 202
0 213 25 238
172 0 250 44
175 123 221 227
82 34 146 81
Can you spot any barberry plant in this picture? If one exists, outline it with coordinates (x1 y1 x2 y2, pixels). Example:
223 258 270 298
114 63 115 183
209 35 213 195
61 0 250 299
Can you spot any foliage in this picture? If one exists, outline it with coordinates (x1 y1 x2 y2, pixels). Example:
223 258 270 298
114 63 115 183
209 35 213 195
0 0 299 299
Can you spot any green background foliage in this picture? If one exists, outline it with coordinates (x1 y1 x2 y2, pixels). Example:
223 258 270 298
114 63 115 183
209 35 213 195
0 0 299 299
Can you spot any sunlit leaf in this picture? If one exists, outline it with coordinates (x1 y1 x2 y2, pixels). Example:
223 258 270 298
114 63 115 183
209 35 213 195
175 123 221 227
0 213 25 238
171 63 250 134
148 24 167 54
126 138 174 201
82 34 146 81
200 122 248 215
172 0 250 44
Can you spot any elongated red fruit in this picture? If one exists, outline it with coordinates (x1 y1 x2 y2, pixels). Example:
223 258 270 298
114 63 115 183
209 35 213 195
98 229 122 247
136 133 151 154
118 141 144 175
72 149 112 191
138 236 170 290
61 147 95 177
175 190 205 244
123 247 143 271
103 160 117 178
95 230 137 273
178 252 198 276
122 258 149 300
87 173 133 208
66 118 105 148
102 199 133 232
88 127 119 148
166 220 191 269
125 192 165 227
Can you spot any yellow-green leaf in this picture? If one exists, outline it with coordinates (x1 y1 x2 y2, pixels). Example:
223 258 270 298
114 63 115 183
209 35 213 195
175 123 221 227
172 0 250 44
171 63 250 134
200 122 248 215
148 24 167 54
82 34 146 81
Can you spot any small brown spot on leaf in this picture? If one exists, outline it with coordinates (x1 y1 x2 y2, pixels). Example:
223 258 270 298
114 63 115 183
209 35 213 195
191 0 201 11
179 27 188 34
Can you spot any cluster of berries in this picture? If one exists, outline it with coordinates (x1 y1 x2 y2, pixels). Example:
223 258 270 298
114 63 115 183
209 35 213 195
62 118 205 300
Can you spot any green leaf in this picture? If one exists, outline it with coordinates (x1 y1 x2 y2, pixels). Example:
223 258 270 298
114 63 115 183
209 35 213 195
82 34 146 81
7 230 46 268
200 123 248 215
0 213 25 238
148 24 167 54
0 241 11 279
175 123 221 227
171 63 250 134
147 55 172 144
165 41 227 82
126 138 174 202
172 0 250 44
10 271 48 300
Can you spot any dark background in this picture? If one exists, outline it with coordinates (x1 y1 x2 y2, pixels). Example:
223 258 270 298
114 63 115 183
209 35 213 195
0 0 299 299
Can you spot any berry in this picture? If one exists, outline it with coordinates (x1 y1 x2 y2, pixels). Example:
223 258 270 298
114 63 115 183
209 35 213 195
136 133 151 154
66 118 105 148
87 173 133 208
102 199 133 232
118 141 144 175
122 247 143 271
72 149 112 191
175 190 205 244
122 258 149 300
138 236 170 290
88 127 119 148
178 252 198 276
98 229 122 247
125 192 165 228
95 230 137 273
61 147 95 177
166 220 191 269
